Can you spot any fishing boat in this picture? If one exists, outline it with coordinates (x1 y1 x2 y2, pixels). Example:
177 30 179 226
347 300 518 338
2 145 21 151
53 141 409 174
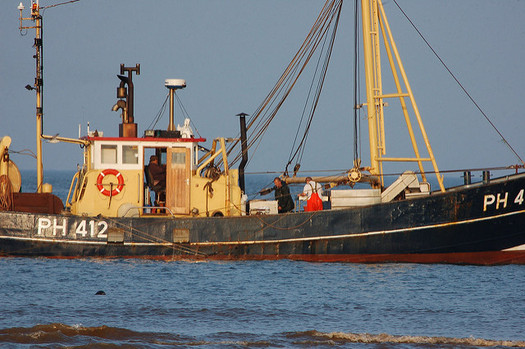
1 0 524 264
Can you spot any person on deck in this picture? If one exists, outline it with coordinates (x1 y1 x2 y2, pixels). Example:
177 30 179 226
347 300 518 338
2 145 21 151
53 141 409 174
299 177 324 211
148 155 166 189
273 177 294 213
299 177 323 200
148 155 166 204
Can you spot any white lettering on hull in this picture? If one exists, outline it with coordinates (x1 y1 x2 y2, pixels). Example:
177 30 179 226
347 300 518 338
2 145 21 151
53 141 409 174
484 189 523 212
37 218 108 239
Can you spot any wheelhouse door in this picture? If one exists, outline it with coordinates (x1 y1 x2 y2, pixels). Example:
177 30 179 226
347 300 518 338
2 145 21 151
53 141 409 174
166 147 191 214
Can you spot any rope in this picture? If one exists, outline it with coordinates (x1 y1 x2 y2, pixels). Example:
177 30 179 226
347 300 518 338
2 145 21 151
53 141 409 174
286 1 343 172
247 0 343 169
6 149 37 159
41 0 80 10
392 0 524 166
175 93 202 138
103 216 208 256
287 19 334 168
353 0 362 164
383 164 524 178
146 92 202 139
146 93 169 131
254 211 323 232
0 175 13 211
225 0 343 169
229 199 323 231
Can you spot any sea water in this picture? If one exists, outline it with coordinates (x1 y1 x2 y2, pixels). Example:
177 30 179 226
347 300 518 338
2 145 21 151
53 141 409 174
1 171 524 348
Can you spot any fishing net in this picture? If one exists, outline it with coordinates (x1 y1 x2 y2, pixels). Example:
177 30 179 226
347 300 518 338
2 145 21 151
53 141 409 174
0 174 13 211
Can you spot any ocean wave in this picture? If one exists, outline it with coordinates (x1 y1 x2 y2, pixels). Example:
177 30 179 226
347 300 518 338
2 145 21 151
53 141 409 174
0 324 270 347
2 324 525 348
289 330 525 347
0 324 181 346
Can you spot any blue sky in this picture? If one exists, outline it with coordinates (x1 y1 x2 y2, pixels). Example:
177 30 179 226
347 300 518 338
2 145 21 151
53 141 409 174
1 0 524 181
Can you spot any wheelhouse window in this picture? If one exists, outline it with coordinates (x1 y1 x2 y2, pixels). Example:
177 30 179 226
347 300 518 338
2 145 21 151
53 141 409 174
101 145 118 164
123 145 139 164
171 152 186 164
94 140 197 170
95 142 143 170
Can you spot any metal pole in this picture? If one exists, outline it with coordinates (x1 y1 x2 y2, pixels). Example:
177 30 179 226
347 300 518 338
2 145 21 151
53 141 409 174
120 64 140 124
35 12 43 192
19 1 44 192
168 88 175 131
237 112 249 193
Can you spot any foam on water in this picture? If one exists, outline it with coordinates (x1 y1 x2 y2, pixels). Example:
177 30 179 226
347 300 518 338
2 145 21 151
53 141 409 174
307 331 525 347
2 324 525 348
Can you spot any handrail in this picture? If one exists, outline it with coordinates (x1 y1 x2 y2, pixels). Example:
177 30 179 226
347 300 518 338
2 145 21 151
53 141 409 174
118 205 176 217
65 171 80 207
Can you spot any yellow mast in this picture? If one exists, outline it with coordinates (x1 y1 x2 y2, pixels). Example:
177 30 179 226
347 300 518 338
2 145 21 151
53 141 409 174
361 0 380 183
361 0 445 192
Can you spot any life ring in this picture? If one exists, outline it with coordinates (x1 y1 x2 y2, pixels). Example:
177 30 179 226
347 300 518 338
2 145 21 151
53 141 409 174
96 169 124 196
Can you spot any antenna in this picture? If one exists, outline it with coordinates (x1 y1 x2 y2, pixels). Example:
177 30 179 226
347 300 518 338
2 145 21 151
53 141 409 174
165 79 186 131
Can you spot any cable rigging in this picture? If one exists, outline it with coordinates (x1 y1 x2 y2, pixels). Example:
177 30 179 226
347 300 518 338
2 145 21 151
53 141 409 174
146 92 202 139
353 0 362 167
225 0 344 173
392 0 524 167
285 2 343 176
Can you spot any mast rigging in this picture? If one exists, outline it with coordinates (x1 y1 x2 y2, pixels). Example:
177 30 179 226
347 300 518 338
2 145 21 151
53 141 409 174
226 0 344 171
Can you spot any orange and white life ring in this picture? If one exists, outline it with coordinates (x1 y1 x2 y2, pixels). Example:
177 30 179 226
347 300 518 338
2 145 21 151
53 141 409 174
96 169 124 196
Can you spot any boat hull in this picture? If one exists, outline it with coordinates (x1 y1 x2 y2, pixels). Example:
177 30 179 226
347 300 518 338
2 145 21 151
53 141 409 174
2 174 525 264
